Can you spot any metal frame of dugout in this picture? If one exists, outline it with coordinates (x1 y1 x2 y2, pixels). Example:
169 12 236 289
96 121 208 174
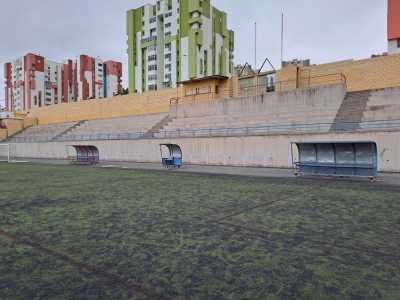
292 141 378 179
69 145 100 165
160 144 182 168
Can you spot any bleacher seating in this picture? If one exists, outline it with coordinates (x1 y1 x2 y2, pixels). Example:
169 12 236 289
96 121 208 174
59 113 169 140
7 85 400 142
362 89 400 121
8 122 79 142
331 89 400 131
157 84 347 137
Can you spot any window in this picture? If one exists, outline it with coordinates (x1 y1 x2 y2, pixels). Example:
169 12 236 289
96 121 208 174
266 74 276 92
165 53 172 61
148 74 157 81
148 84 157 90
165 43 171 51
141 36 157 43
150 17 156 24
148 64 157 71
150 28 156 36
397 39 400 48
148 54 157 61
165 32 171 37
165 23 171 28
165 63 172 71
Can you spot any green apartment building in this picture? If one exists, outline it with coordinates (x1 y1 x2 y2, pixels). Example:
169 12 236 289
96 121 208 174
127 0 234 93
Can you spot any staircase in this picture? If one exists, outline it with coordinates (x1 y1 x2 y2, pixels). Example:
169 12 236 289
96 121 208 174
52 120 87 141
142 115 174 138
330 91 371 132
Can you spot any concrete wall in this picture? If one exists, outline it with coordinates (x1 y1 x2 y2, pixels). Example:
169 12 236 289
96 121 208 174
10 130 400 172
176 84 346 123
363 87 400 121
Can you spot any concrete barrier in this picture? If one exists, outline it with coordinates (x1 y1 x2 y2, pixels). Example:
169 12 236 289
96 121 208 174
176 84 346 125
10 129 400 173
363 87 400 121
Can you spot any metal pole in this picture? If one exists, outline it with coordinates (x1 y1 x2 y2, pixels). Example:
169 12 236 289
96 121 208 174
7 144 10 162
254 22 257 70
255 22 258 97
281 12 284 67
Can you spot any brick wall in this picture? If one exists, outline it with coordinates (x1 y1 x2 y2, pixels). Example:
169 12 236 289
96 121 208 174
28 77 245 126
28 87 185 125
0 129 7 141
276 54 400 92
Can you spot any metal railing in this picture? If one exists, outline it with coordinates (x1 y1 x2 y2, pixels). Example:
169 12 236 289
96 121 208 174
6 118 400 143
156 119 400 139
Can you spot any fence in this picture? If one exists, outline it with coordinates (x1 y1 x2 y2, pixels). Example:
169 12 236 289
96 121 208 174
157 119 400 138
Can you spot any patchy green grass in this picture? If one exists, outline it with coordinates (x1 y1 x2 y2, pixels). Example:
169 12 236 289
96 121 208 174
0 163 399 300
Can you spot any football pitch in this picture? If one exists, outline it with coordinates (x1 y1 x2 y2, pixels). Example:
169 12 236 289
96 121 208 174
0 163 399 300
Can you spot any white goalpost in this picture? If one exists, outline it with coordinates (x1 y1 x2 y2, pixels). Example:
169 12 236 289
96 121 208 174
0 144 14 163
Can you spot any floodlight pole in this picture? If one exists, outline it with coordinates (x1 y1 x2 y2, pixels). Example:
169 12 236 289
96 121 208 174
281 12 284 67
254 22 257 70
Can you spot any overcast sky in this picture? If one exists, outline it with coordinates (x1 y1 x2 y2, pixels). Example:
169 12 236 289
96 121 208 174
0 0 387 107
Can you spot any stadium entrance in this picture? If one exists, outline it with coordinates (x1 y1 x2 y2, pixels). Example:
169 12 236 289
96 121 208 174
293 141 378 178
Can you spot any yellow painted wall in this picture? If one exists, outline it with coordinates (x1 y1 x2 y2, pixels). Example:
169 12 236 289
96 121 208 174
0 117 37 140
0 129 7 141
3 119 24 136
28 78 238 125
276 53 400 92
276 66 298 91
29 88 184 125
179 78 236 102
24 117 38 128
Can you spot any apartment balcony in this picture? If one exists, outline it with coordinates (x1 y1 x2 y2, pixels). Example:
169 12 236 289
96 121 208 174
189 16 203 26
141 36 157 44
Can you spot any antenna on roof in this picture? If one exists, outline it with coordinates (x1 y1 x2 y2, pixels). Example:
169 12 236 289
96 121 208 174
258 57 276 74
239 62 250 77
